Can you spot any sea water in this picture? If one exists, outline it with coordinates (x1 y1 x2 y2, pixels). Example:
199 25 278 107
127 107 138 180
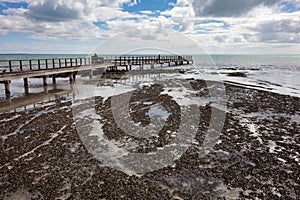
0 54 88 61
203 54 300 97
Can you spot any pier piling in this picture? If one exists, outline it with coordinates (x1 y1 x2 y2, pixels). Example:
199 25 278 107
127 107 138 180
69 74 74 83
24 78 29 94
43 76 47 86
4 81 10 98
52 76 56 84
89 70 93 79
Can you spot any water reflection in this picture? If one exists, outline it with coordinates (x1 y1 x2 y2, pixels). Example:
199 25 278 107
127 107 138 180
0 86 73 113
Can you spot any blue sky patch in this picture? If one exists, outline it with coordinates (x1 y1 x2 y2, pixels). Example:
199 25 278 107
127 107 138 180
172 24 180 31
123 0 176 14
0 32 34 43
279 2 300 13
93 22 110 30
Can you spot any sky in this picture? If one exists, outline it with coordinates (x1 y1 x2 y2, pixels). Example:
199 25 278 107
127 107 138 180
0 0 299 54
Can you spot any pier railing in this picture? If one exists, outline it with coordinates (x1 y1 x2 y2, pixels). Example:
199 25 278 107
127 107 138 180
0 57 91 73
104 55 193 65
0 55 193 73
99 55 193 72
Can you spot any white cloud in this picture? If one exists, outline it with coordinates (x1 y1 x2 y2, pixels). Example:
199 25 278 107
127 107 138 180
0 13 33 34
25 0 134 22
139 10 154 15
0 41 96 54
170 0 300 49
161 2 195 31
244 12 300 43
91 6 139 21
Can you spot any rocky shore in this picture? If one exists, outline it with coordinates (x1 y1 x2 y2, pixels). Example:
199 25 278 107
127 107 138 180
0 76 299 199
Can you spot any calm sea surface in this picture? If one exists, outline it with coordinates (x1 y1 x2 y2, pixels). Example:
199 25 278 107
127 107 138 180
0 54 88 61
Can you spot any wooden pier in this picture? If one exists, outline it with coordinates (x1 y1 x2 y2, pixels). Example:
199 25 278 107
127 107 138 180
0 55 193 98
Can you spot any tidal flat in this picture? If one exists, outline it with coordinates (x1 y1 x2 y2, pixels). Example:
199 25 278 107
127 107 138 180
0 73 299 199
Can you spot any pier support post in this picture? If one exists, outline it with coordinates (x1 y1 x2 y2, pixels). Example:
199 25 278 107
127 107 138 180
89 70 93 79
4 81 11 98
44 85 48 93
43 76 47 86
52 76 56 84
24 78 29 95
69 73 76 83
69 74 74 83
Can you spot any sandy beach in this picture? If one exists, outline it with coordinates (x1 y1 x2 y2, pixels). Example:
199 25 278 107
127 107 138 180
0 71 299 199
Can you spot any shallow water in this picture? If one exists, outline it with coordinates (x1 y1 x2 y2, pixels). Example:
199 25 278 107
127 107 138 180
195 54 300 97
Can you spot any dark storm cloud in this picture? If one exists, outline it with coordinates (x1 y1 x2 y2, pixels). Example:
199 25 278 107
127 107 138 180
192 0 281 17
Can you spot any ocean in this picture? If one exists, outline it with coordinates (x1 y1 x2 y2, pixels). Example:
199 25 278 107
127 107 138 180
0 54 88 61
196 54 300 97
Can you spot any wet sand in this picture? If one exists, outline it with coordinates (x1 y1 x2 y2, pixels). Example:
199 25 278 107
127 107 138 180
0 77 299 199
